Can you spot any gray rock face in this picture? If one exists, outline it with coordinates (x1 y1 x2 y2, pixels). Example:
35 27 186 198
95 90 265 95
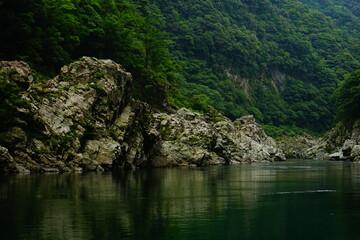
306 122 360 161
83 138 121 167
0 57 285 173
1 57 133 172
36 56 132 136
148 109 285 167
277 134 318 159
0 61 33 89
0 146 30 173
351 145 360 162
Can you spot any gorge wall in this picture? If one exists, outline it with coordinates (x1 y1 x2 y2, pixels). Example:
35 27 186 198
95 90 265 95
277 122 360 162
306 122 360 162
0 57 285 173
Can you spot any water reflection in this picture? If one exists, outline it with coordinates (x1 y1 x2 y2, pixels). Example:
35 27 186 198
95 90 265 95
1 160 360 240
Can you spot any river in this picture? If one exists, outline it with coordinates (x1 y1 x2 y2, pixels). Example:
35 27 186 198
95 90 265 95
1 159 360 240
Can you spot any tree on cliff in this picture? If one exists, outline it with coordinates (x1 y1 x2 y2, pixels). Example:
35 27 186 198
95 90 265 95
334 69 360 122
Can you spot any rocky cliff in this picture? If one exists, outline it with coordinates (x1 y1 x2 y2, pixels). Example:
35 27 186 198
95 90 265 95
0 57 285 173
305 121 360 162
276 121 360 161
277 134 318 159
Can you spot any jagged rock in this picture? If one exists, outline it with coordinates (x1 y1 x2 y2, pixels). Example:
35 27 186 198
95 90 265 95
307 121 360 161
278 134 318 159
35 56 132 136
110 102 155 169
14 164 31 174
0 146 30 173
234 115 276 146
329 152 342 161
80 158 104 172
0 146 13 162
148 110 285 167
0 146 15 172
351 145 360 162
0 57 285 173
0 61 33 89
83 138 121 169
3 127 27 147
1 57 134 172
342 140 356 157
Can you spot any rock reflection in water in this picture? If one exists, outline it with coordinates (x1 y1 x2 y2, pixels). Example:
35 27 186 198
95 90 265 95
1 160 360 240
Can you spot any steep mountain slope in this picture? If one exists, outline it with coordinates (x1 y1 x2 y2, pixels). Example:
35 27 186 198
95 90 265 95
149 0 360 132
0 0 359 135
300 0 359 37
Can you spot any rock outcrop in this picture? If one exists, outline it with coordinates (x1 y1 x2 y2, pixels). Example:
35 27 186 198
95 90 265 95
148 110 285 167
306 121 360 161
277 134 318 159
0 57 285 173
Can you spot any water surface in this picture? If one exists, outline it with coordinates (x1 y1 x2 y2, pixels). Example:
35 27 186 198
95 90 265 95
1 159 360 240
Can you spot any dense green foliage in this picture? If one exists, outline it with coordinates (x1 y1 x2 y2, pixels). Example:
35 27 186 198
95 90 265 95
0 0 177 107
1 0 359 135
300 0 360 38
149 0 360 133
334 69 360 122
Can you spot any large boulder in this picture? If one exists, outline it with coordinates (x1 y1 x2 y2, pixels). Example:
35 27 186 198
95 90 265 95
34 56 132 136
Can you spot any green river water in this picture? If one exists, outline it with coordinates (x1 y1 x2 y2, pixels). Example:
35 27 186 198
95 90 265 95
1 159 360 240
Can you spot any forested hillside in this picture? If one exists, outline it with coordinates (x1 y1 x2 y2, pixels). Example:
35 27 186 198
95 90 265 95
149 0 360 133
334 69 360 123
300 0 359 37
0 0 359 135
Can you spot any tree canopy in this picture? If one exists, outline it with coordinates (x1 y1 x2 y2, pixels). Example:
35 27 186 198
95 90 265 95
1 0 359 135
149 0 360 132
334 69 360 123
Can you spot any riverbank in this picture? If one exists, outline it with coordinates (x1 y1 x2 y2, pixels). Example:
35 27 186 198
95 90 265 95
277 121 360 162
0 57 285 173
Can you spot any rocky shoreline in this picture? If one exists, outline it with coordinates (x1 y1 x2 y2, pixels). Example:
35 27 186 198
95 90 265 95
277 122 360 162
306 122 360 162
0 57 285 173
2 57 358 174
